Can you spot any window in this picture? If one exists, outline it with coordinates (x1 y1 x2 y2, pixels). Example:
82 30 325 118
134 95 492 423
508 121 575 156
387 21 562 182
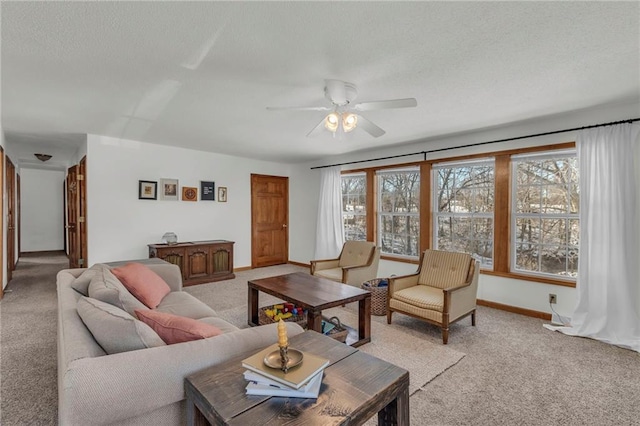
377 168 420 257
512 151 579 279
341 173 367 241
433 159 495 267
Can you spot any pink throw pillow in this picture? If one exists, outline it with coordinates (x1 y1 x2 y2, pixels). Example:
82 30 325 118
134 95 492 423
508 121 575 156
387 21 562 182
112 263 171 309
135 310 222 344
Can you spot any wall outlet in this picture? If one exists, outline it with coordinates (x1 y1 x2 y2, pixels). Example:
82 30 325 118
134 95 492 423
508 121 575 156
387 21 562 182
549 293 557 304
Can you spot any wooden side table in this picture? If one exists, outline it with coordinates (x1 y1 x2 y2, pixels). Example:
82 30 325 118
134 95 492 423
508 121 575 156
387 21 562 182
185 331 409 425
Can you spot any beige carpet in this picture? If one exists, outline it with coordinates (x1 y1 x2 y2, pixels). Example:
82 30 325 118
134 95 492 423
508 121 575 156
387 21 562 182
188 264 465 396
6 256 640 425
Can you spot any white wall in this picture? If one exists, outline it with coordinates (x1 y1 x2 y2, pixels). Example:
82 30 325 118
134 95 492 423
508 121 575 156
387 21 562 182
289 100 640 318
20 168 65 252
86 135 292 266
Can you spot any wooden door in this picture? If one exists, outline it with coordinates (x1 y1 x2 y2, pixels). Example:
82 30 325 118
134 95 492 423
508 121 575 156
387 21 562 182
17 174 21 256
78 156 88 266
6 158 16 282
66 165 80 268
251 174 289 268
0 148 4 298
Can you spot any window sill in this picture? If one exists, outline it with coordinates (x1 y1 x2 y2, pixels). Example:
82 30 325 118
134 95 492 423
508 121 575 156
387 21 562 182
380 255 420 265
481 270 576 288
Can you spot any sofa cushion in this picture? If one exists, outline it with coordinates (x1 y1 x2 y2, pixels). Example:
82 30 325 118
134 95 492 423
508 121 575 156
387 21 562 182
70 263 110 296
88 267 147 316
77 297 166 354
135 310 222 344
199 316 240 334
155 292 217 319
111 263 171 309
392 285 444 311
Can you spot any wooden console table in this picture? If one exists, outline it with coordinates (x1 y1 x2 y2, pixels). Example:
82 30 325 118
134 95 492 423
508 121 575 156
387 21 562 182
148 240 234 286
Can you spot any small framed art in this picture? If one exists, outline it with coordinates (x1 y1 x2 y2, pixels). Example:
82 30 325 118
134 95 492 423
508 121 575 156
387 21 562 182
138 180 157 200
200 181 215 201
218 186 227 202
182 186 198 202
160 178 179 201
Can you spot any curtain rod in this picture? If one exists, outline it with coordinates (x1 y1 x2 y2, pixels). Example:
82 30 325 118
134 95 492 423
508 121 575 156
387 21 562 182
310 117 640 170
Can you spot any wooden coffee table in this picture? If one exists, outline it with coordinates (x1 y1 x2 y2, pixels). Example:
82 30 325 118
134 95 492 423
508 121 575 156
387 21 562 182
185 331 410 425
248 272 371 347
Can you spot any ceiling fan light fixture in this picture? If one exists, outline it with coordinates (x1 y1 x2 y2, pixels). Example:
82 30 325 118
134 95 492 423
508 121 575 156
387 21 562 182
325 112 340 132
34 153 52 162
342 113 357 132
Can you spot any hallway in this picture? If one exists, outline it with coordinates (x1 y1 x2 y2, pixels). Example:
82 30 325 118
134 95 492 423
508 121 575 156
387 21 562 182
0 251 67 425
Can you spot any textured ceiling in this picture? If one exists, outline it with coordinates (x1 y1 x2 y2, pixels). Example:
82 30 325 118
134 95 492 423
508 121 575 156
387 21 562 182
2 1 639 166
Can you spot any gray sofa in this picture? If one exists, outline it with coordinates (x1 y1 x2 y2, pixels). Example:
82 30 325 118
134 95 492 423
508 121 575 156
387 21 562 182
57 262 304 425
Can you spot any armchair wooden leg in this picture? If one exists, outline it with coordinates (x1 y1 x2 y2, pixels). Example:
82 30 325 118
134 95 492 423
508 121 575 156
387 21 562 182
387 310 393 324
442 327 449 345
471 310 476 326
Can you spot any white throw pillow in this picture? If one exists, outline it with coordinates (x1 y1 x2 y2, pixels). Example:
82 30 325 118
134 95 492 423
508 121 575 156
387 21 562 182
88 267 147 316
70 263 110 296
77 297 165 354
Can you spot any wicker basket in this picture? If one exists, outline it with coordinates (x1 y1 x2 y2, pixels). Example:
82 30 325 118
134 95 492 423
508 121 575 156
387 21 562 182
258 305 308 328
322 316 348 343
362 278 389 316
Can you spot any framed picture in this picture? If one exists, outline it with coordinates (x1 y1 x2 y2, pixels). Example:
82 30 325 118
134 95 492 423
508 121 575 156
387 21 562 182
160 178 179 201
182 186 198 202
200 181 215 201
138 180 157 200
218 186 227 202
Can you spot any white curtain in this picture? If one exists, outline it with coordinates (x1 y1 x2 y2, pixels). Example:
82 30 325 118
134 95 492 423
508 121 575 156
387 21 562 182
546 123 640 352
314 166 345 259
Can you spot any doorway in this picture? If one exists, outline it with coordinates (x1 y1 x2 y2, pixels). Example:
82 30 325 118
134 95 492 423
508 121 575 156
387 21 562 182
250 174 289 268
65 158 87 268
6 157 16 282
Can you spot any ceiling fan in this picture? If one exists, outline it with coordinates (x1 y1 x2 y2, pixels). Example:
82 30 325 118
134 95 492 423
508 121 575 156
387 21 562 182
267 80 417 138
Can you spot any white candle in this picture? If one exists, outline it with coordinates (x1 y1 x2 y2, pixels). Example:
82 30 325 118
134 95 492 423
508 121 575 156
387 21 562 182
278 319 288 348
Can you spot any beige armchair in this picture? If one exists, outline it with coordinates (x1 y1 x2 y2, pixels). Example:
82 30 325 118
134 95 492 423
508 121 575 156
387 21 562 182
310 241 380 287
387 249 479 344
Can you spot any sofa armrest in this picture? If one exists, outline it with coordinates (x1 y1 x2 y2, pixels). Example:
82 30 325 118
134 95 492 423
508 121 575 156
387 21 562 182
310 258 340 274
59 322 304 425
389 273 420 294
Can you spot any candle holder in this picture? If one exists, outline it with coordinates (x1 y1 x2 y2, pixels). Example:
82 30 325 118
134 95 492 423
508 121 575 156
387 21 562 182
279 345 290 373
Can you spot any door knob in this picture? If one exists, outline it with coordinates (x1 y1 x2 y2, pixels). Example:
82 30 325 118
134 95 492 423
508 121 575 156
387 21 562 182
282 224 287 228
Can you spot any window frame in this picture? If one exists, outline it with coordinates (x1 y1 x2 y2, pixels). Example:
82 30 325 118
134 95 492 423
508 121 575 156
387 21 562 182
510 149 579 282
339 141 577 287
432 158 495 268
376 167 421 259
341 172 368 242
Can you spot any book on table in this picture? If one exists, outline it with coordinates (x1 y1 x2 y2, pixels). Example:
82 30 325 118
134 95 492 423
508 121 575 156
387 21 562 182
244 370 324 398
241 343 330 390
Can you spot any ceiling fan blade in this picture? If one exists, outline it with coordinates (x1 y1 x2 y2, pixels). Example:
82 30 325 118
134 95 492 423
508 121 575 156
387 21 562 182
357 115 386 138
306 118 326 137
267 105 331 112
325 79 347 105
353 98 417 111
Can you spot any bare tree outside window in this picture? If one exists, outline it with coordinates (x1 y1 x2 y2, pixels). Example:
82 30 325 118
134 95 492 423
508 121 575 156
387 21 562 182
378 169 420 257
433 160 495 267
341 174 367 241
512 153 579 279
